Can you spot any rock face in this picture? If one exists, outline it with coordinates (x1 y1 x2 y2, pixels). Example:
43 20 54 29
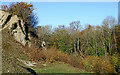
0 11 11 29
0 11 27 46
0 10 46 50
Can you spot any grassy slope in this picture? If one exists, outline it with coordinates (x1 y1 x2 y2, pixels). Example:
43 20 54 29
2 28 31 73
34 62 87 73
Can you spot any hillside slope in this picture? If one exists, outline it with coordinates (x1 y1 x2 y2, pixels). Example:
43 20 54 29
2 27 34 73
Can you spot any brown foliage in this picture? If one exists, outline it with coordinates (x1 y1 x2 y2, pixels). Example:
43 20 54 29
1 2 38 28
24 45 84 70
1 5 8 11
82 55 116 73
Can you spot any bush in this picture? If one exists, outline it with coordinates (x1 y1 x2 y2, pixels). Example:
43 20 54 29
81 55 115 73
110 54 120 73
1 2 38 28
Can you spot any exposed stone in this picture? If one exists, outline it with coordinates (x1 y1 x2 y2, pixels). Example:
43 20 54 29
0 11 27 46
0 11 11 30
0 10 46 50
17 58 37 67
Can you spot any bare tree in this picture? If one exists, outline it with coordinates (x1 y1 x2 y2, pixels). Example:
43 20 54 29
102 16 117 55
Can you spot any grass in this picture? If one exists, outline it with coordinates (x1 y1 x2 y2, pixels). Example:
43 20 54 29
2 28 31 73
34 62 87 73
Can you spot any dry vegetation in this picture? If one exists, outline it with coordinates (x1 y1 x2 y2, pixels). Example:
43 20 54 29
23 44 120 73
1 2 120 73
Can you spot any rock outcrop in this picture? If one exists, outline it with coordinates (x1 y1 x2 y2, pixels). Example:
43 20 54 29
0 10 27 46
0 10 46 50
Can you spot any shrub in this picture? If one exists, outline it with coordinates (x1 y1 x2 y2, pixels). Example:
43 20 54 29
81 55 115 73
1 2 38 28
110 54 120 73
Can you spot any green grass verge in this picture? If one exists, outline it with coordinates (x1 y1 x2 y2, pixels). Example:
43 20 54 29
34 62 88 73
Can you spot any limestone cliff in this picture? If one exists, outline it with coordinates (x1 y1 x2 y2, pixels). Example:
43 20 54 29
0 10 27 46
0 10 46 51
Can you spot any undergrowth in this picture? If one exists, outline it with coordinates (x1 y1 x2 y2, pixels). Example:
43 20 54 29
24 45 119 73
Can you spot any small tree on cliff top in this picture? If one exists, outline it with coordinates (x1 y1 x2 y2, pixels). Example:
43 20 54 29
1 2 38 28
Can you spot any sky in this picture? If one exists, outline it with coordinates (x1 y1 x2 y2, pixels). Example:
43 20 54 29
2 2 118 28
